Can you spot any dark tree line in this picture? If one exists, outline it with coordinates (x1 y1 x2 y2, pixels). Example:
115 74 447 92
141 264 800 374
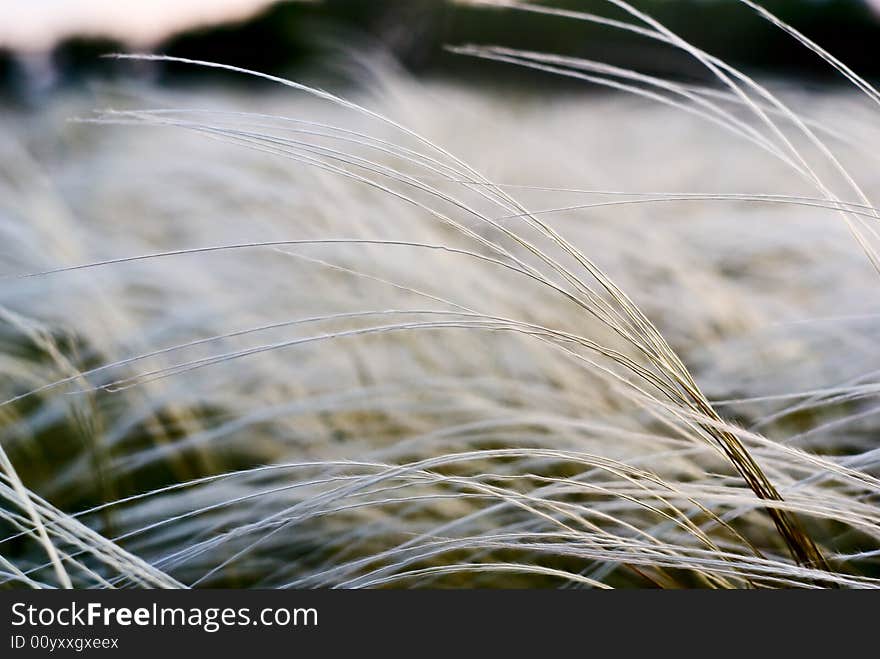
2 0 879 95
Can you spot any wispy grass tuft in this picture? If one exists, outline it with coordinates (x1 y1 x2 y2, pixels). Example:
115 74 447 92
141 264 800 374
1 2 879 588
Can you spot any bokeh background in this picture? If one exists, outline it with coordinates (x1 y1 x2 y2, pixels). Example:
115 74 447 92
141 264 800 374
2 0 880 101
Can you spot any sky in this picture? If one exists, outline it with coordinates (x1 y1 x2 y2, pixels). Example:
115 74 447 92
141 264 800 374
0 0 285 51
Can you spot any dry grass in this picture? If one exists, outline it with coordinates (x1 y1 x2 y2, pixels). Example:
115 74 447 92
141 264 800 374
1 1 879 588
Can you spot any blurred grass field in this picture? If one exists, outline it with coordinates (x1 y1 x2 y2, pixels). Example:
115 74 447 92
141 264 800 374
2 2 880 588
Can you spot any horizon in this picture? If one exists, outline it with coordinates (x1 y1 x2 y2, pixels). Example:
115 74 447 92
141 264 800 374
1 1 880 54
